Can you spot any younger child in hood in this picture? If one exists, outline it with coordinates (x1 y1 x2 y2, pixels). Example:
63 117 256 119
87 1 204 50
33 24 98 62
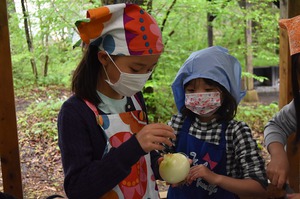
167 46 268 198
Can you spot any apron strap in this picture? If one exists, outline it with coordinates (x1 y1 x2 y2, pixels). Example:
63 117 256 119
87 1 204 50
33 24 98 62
84 99 99 117
131 95 142 111
83 99 109 157
132 92 149 123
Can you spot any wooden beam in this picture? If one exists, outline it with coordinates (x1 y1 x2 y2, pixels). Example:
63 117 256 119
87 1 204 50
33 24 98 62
288 0 300 18
278 27 292 108
0 0 24 198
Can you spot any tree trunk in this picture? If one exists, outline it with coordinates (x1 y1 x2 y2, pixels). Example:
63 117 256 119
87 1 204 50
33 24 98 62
206 0 231 47
161 0 176 35
245 16 253 91
36 0 49 77
238 0 258 102
44 55 49 77
207 13 215 47
21 0 37 79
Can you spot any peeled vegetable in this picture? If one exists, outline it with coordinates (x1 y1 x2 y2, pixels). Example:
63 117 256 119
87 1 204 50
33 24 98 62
159 153 190 184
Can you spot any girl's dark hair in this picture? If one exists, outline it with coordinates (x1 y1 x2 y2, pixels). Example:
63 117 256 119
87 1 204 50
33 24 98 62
291 54 300 143
72 44 102 105
181 78 237 122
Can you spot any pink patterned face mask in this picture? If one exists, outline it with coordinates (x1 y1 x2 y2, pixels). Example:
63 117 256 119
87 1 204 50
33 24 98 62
185 92 221 117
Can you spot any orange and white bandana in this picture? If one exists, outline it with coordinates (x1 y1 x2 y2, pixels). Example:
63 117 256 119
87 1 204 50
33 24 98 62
279 15 300 55
75 3 163 56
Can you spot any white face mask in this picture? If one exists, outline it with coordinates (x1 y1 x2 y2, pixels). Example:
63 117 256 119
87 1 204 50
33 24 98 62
185 92 221 117
104 52 152 97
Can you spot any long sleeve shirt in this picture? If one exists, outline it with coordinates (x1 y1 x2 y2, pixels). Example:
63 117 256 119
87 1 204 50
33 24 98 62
264 100 296 148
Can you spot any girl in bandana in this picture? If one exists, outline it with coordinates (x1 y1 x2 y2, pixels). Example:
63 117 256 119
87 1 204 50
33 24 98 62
167 46 268 198
264 15 300 199
58 4 175 199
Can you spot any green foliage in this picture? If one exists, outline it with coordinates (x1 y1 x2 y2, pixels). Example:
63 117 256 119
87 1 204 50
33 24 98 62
242 71 268 83
9 0 93 88
235 102 279 133
143 80 175 123
205 0 279 67
18 99 64 141
9 0 281 128
15 85 70 142
143 0 279 119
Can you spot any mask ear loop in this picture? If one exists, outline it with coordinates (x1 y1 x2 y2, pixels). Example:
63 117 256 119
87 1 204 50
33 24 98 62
105 51 122 73
102 64 111 83
102 51 120 83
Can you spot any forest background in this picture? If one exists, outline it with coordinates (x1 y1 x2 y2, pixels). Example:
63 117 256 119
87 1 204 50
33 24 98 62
2 0 280 198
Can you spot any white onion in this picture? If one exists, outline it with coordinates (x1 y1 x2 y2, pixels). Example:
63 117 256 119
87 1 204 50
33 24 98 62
159 153 190 184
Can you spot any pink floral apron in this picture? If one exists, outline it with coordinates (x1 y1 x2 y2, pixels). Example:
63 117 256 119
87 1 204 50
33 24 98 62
85 97 159 199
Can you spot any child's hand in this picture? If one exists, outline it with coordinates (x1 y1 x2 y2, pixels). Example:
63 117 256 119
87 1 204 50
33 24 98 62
136 123 175 153
186 164 219 185
266 142 289 189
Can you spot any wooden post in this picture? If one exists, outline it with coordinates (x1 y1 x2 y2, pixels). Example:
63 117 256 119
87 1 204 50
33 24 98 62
0 0 24 198
279 0 300 193
278 16 292 107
